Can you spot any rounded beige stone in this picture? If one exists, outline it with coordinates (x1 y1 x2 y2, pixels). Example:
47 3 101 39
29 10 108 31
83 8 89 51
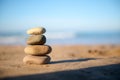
27 27 46 35
27 35 46 45
23 55 51 65
24 45 52 56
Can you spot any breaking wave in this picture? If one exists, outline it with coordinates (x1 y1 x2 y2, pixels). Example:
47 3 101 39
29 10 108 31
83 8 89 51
0 31 120 45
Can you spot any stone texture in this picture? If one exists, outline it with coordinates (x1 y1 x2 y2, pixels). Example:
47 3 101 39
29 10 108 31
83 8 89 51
27 27 46 35
24 45 52 56
23 55 51 65
27 35 46 45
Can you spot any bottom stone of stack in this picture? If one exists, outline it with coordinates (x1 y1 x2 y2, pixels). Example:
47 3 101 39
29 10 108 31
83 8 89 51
23 55 51 65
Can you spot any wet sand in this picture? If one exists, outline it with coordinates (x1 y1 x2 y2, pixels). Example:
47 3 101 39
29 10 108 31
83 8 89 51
0 45 120 80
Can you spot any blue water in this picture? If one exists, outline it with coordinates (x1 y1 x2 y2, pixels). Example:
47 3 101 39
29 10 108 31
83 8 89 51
47 31 120 45
0 31 120 45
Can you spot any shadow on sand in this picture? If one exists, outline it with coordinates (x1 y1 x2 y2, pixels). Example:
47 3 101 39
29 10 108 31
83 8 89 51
2 63 120 80
50 58 97 64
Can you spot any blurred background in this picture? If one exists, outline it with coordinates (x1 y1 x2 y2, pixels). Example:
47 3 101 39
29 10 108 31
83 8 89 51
0 0 120 45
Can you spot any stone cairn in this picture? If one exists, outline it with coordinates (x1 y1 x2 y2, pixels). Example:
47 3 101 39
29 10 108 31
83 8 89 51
23 27 52 65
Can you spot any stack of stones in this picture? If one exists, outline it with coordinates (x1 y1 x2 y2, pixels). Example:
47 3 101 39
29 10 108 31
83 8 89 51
23 27 52 65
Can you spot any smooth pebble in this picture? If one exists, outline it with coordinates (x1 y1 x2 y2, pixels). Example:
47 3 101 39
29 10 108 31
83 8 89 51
27 27 46 35
23 55 51 65
27 35 46 45
24 45 52 56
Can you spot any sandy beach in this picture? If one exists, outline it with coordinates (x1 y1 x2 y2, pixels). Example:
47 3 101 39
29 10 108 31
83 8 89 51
0 45 120 80
1 0 120 80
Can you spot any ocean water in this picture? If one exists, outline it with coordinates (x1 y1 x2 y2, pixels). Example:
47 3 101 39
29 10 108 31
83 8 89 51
0 31 120 45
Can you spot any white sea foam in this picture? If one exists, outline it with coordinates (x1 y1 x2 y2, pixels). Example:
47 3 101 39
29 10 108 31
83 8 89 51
45 32 77 39
0 31 77 45
0 36 25 45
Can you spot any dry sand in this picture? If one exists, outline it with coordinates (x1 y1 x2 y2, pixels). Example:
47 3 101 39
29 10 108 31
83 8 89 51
0 45 120 80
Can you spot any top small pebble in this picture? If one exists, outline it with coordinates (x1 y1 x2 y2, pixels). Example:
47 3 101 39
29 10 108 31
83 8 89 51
27 27 46 35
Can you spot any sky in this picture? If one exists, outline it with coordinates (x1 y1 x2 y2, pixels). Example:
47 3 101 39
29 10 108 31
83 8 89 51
0 0 120 32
